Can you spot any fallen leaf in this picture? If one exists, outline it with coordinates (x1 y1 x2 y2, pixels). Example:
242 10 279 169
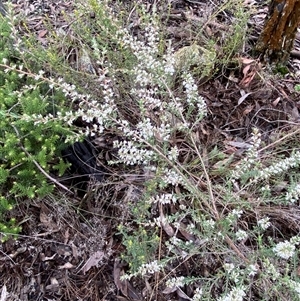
159 205 174 237
272 97 281 107
162 285 177 294
58 262 74 269
0 285 7 301
226 141 252 149
239 57 256 65
45 277 59 291
80 251 104 274
242 105 254 115
238 92 252 105
114 259 128 296
38 29 47 38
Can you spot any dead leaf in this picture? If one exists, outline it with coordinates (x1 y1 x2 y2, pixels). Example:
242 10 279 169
38 29 47 38
291 107 299 121
272 97 281 107
45 278 59 291
226 141 252 149
239 59 259 87
80 251 104 274
162 286 177 294
0 285 7 301
242 105 254 116
114 259 128 296
159 205 174 237
238 91 252 105
58 262 74 269
71 242 79 260
40 253 56 261
64 228 69 244
39 207 59 231
178 223 195 241
177 288 190 299
239 57 256 65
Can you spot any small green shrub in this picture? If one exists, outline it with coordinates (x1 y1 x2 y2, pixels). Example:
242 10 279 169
0 15 74 240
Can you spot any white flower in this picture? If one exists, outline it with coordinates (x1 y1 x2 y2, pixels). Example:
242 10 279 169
288 280 300 297
247 264 258 277
114 140 154 165
162 168 183 186
148 193 177 205
136 118 154 140
168 146 179 161
227 209 243 224
236 230 248 241
137 260 163 276
218 286 246 301
224 263 235 273
203 219 216 229
166 276 185 288
231 209 243 218
257 217 271 231
285 183 300 203
192 287 203 301
273 241 296 260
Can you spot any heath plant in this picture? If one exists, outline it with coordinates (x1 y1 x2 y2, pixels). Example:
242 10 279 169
2 0 300 299
0 13 78 240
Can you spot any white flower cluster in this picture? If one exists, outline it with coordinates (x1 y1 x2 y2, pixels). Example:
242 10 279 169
192 287 203 301
182 72 207 118
120 117 172 143
167 146 179 161
148 193 177 205
165 276 185 288
256 151 300 181
273 240 297 260
137 260 163 276
136 118 155 140
287 280 300 298
202 218 216 229
223 263 242 283
224 263 235 273
162 168 183 186
232 128 261 180
152 215 169 228
257 217 271 231
120 260 164 280
227 209 243 224
235 229 248 241
21 70 117 138
247 264 258 277
285 183 300 204
217 286 246 301
113 140 154 165
117 22 175 90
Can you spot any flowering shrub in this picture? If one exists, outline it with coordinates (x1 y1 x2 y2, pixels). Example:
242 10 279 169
2 0 300 299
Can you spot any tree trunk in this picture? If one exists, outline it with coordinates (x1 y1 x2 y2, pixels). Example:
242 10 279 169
256 0 300 64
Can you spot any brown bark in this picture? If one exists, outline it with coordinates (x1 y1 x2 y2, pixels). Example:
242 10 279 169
256 0 300 64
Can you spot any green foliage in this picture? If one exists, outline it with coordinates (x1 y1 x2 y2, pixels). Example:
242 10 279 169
118 224 160 274
0 16 73 240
